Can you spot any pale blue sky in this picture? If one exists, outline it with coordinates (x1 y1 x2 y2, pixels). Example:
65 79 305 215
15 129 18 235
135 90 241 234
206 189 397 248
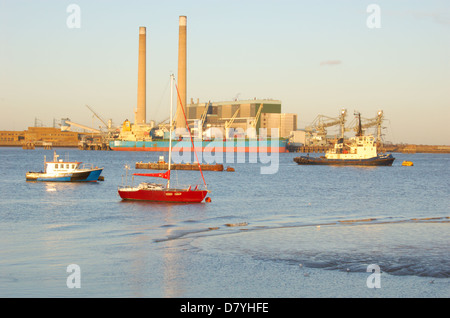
0 0 449 144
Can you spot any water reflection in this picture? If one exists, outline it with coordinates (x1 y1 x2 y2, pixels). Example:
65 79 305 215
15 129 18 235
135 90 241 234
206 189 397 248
120 201 208 297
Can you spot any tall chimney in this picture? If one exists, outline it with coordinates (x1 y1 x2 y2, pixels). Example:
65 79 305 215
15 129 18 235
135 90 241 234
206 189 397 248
176 16 187 129
135 26 146 125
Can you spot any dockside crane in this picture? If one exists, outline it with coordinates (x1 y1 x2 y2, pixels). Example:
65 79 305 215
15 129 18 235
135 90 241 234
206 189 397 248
84 104 120 141
351 110 385 142
189 101 212 139
250 104 263 129
86 105 109 129
224 106 240 138
200 101 212 130
63 120 102 134
305 108 347 145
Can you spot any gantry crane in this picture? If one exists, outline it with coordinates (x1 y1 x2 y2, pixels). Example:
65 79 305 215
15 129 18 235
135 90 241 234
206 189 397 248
305 109 347 145
250 104 263 129
200 101 212 130
223 106 241 139
225 107 240 130
63 120 101 134
86 105 109 129
85 104 118 140
353 110 385 143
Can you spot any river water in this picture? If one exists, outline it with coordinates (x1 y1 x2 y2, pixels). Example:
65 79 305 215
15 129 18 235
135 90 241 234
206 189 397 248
0 147 448 298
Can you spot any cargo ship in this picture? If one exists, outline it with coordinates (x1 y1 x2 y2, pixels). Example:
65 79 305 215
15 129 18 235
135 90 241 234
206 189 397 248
109 138 287 153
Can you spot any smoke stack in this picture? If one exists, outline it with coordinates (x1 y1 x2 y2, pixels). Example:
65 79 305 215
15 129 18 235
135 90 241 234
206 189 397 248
176 16 187 129
135 26 146 125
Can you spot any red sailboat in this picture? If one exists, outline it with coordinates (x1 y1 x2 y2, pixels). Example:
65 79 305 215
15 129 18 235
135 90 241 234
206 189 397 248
118 75 210 203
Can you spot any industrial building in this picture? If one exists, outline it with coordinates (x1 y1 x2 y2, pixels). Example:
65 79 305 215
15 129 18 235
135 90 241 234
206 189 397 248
24 127 79 146
112 16 297 145
0 127 80 148
186 98 297 138
1 17 297 151
0 131 25 146
260 112 298 138
0 126 109 149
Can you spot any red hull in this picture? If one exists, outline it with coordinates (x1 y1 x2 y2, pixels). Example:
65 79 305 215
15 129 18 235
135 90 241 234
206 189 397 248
118 188 208 203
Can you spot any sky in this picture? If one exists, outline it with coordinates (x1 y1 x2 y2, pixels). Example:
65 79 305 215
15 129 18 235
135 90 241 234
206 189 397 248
0 0 449 145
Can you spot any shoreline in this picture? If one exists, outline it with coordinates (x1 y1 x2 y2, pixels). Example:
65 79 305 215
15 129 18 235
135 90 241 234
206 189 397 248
1 144 450 153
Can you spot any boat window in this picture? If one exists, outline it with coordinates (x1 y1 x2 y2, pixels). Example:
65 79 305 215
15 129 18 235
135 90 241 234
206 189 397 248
66 164 69 169
55 164 58 169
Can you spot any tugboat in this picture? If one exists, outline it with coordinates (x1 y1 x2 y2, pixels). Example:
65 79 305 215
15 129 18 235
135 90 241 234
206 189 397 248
26 151 103 182
294 112 395 166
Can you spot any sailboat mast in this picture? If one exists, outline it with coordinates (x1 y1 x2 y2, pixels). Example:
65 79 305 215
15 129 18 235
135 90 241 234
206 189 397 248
167 74 174 189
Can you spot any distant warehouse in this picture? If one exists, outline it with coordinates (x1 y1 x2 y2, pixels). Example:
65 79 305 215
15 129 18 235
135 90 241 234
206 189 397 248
186 98 297 138
0 127 90 148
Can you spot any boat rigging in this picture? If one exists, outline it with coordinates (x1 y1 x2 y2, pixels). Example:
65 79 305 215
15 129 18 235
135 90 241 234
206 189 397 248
117 74 210 203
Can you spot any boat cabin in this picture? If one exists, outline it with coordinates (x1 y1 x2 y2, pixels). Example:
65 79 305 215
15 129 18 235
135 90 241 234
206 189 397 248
45 160 81 174
44 152 82 174
326 135 377 160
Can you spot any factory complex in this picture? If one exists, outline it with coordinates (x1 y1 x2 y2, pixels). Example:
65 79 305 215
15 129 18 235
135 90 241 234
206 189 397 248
185 99 297 139
108 17 294 153
4 15 442 153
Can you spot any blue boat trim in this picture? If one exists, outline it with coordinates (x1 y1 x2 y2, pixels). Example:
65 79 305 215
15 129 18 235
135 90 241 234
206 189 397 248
26 151 104 182
33 169 104 182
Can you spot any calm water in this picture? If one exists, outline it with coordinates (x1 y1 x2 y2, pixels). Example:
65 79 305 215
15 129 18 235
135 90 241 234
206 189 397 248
0 147 449 297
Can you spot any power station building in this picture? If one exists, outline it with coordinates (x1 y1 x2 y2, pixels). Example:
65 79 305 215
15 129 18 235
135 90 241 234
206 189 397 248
116 16 297 142
186 99 297 138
